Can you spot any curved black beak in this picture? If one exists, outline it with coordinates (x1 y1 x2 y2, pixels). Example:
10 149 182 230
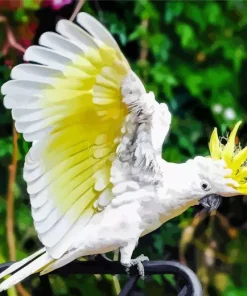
199 194 222 212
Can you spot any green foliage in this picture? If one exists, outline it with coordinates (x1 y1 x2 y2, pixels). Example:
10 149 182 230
0 0 247 295
22 0 41 10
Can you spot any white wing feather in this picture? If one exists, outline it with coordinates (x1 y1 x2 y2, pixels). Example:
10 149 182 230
0 12 173 292
1 12 171 262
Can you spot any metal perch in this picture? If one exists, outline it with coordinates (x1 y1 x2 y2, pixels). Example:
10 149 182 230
0 255 202 296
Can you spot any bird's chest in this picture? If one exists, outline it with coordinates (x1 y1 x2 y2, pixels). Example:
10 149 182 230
92 196 161 243
141 189 198 236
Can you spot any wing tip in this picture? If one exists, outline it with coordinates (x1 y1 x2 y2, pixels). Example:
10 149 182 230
1 80 12 95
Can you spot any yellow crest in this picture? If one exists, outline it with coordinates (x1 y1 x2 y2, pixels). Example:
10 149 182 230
209 121 247 194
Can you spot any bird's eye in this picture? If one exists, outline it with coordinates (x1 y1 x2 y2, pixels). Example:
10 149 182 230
200 180 211 192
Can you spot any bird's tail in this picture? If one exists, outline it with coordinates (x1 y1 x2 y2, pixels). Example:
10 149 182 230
0 248 54 292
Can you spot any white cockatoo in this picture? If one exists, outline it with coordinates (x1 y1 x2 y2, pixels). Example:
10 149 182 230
0 12 246 291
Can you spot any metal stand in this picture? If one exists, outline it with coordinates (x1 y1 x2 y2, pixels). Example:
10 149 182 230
0 255 203 296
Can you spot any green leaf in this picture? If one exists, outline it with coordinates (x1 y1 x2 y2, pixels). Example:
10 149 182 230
225 288 247 296
16 204 33 231
153 221 181 252
175 22 198 49
128 25 147 41
134 0 159 20
178 135 195 155
202 66 233 90
14 8 29 23
0 138 13 159
233 46 246 72
151 64 178 98
203 2 223 26
153 274 163 285
149 34 171 62
184 3 207 31
183 72 203 97
163 274 176 287
22 0 41 10
164 2 184 24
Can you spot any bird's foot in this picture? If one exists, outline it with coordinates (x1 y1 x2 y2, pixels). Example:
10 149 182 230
124 254 149 279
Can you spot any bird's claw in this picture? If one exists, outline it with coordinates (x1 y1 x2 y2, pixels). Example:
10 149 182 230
124 254 149 279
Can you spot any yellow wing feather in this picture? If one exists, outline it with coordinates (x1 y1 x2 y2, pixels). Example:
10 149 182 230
2 14 130 258
39 44 128 251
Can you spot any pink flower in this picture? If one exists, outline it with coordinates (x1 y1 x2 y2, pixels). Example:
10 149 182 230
43 0 73 10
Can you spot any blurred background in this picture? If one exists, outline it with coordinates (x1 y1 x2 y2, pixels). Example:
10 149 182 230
0 0 247 295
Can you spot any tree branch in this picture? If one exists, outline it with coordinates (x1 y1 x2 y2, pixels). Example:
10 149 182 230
69 0 86 22
6 125 31 296
0 15 25 55
6 124 18 262
139 19 149 63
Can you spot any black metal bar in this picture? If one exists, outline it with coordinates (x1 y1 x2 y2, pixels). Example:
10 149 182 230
0 259 202 296
39 274 53 296
0 262 15 273
178 286 188 296
118 275 139 296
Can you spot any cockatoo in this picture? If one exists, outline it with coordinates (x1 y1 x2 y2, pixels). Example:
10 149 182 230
0 12 245 291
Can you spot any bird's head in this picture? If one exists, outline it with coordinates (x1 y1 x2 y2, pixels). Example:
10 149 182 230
190 121 246 211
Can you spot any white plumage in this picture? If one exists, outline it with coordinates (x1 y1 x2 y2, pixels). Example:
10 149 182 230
0 12 244 291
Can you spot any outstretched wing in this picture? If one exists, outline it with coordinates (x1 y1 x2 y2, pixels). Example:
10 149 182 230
1 13 171 259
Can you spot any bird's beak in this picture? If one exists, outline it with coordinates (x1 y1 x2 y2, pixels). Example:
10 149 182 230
199 194 222 212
